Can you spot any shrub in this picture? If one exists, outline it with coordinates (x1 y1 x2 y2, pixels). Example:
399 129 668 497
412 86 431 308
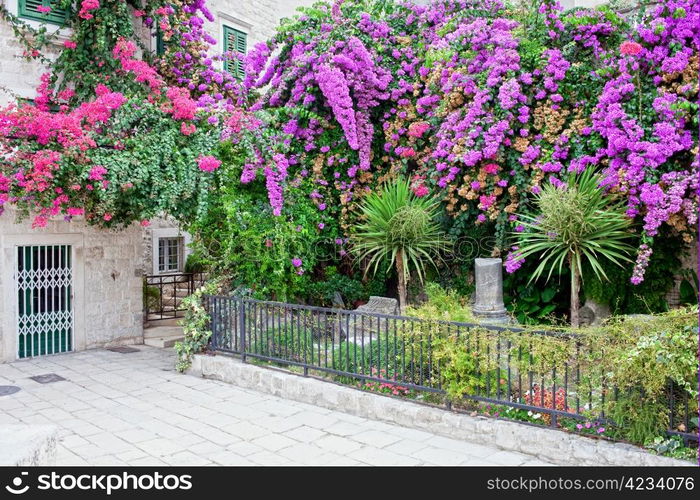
512 169 634 327
352 179 449 312
249 325 315 364
405 282 475 323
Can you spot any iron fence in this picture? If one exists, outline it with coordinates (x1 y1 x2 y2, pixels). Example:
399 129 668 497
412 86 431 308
145 272 206 321
205 295 698 443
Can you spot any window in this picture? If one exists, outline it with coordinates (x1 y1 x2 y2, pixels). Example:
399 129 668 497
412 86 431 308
157 237 183 273
223 25 247 79
18 0 69 25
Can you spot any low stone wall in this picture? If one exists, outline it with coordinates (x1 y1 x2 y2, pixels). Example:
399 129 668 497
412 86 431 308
188 353 689 466
0 425 57 466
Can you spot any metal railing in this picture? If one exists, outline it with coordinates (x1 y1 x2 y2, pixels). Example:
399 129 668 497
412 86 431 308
145 272 206 321
205 295 698 443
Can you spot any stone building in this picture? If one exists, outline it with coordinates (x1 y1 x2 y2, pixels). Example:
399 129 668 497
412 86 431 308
0 0 310 362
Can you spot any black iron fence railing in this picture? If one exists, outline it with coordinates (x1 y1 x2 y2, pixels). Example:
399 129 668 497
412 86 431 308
205 295 698 444
145 272 206 321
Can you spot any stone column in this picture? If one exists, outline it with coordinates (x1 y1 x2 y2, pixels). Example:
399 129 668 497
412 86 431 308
472 258 510 324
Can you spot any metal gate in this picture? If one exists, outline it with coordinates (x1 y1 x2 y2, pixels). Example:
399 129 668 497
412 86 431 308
15 245 74 358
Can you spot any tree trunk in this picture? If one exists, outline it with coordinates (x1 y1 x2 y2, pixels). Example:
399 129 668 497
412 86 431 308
570 253 580 328
396 249 407 314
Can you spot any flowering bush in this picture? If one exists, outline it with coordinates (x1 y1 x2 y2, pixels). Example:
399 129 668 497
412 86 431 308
1 0 697 304
230 0 697 289
0 1 234 228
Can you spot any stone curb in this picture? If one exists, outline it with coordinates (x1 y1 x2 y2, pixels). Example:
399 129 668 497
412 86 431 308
187 353 689 466
0 425 58 466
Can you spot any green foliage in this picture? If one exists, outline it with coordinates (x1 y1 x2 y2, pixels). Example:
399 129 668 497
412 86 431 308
582 232 687 314
175 279 225 372
432 334 485 400
184 251 207 274
504 277 562 325
352 179 449 310
142 281 160 312
250 326 315 363
306 266 378 308
608 392 667 444
645 436 698 461
333 339 399 378
353 179 447 284
405 282 475 323
515 169 634 284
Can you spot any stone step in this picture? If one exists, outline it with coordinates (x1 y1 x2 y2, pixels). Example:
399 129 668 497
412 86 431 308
146 316 183 327
143 326 184 348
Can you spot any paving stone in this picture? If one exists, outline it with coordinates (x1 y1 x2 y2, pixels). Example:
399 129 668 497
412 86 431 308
0 346 556 466
350 429 401 448
251 434 298 452
315 434 362 454
283 426 326 443
348 446 421 465
485 450 530 466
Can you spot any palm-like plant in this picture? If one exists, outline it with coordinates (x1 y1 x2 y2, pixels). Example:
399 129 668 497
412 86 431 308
352 179 448 312
513 169 634 327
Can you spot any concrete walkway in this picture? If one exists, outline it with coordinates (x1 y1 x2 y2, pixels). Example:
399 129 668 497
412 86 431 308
0 347 552 465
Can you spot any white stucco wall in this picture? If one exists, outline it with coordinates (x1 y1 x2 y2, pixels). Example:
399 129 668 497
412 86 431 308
0 209 144 363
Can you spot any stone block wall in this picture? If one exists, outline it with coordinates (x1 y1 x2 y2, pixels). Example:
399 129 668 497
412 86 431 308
0 209 144 363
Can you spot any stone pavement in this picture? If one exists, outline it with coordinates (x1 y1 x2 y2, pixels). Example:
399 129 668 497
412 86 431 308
0 347 552 465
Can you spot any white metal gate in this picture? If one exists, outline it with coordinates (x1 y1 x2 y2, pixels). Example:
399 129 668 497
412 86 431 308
15 245 74 358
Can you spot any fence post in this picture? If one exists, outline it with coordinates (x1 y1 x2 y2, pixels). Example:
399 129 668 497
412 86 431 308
239 298 246 362
208 296 216 351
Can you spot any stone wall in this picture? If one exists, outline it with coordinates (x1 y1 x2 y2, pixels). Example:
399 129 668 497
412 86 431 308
0 208 144 363
666 240 699 308
142 216 181 276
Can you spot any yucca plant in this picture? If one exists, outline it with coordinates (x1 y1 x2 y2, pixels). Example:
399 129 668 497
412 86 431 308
352 179 448 312
513 169 634 327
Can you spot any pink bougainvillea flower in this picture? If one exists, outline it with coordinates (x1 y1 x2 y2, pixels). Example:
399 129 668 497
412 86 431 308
180 122 196 135
66 207 84 216
399 147 416 158
88 165 107 181
63 40 77 49
197 155 221 172
620 41 643 56
483 163 500 175
79 0 100 20
291 258 302 268
36 5 52 13
140 220 150 227
412 184 429 197
103 213 113 222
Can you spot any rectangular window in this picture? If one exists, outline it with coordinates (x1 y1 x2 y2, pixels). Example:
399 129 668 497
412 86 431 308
157 237 182 273
223 25 247 79
18 0 69 26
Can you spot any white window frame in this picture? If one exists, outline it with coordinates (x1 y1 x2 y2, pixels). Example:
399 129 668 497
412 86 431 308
151 228 192 275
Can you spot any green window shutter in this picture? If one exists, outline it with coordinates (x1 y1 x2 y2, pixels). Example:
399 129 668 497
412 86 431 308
19 0 69 26
155 28 165 55
223 26 247 79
